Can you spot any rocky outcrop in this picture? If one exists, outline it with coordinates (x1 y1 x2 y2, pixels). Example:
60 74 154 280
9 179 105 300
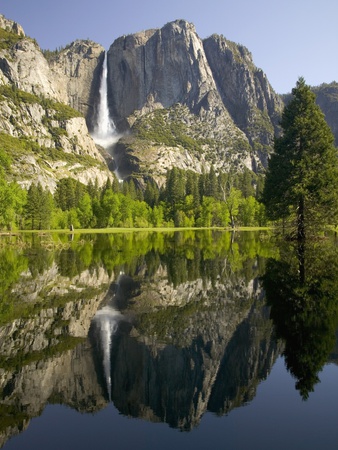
0 16 113 191
0 38 62 99
0 15 283 187
203 34 283 163
2 14 337 189
313 82 338 146
0 14 25 37
0 90 112 191
49 40 105 128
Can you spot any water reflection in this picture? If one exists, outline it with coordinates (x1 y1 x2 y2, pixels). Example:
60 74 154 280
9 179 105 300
90 274 137 401
263 237 338 399
0 231 337 447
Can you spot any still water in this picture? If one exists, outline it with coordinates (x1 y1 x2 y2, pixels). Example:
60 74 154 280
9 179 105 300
0 230 338 449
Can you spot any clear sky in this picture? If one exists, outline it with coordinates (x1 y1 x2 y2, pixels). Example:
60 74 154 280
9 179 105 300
1 0 337 94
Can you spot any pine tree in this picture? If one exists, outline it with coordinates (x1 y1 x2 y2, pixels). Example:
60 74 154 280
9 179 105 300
262 78 338 239
25 183 40 229
25 183 53 229
205 166 218 198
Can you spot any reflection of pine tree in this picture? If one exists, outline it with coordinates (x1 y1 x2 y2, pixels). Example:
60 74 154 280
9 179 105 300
263 238 338 399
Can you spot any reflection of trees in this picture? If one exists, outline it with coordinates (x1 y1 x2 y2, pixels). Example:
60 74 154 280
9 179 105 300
263 238 338 399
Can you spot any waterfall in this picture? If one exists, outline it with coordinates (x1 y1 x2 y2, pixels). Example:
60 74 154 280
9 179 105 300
92 51 119 148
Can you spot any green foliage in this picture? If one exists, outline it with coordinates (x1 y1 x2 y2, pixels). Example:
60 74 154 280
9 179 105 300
0 145 11 171
0 27 23 50
0 176 26 230
42 45 67 61
133 107 205 153
0 132 36 158
262 78 338 239
25 183 53 229
0 131 103 174
40 97 83 121
0 133 267 230
0 85 82 121
0 84 39 106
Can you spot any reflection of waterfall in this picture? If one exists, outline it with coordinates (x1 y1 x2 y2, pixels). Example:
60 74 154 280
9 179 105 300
92 305 123 401
92 52 120 149
90 274 137 401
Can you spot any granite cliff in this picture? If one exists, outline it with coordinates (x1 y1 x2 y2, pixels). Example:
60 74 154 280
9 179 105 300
1 14 337 191
0 16 112 191
107 20 283 182
312 82 338 146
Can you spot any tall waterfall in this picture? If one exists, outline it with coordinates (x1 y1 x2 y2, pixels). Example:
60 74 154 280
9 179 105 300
92 51 119 148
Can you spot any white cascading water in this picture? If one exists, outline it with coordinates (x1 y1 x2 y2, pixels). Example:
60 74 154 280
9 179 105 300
92 305 124 401
92 51 119 148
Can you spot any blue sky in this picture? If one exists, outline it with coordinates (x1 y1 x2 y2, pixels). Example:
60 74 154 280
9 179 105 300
1 0 337 93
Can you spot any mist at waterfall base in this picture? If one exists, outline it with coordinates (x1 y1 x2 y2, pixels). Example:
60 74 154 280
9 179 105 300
91 52 121 150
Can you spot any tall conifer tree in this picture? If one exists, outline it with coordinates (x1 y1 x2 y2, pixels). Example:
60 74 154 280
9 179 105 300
262 78 338 239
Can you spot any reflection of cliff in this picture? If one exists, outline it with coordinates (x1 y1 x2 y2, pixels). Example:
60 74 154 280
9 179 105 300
0 234 282 445
0 266 113 448
208 305 279 414
0 341 106 448
91 268 281 431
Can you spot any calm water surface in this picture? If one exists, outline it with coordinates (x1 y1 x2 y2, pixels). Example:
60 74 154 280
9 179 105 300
1 230 338 449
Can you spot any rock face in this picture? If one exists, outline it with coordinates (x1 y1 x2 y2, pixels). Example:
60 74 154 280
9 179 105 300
0 90 111 191
2 13 337 191
0 38 61 99
108 21 229 128
0 14 25 37
313 82 338 146
203 34 283 166
49 40 105 129
106 20 283 180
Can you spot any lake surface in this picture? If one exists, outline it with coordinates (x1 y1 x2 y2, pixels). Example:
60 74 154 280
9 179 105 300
1 230 338 449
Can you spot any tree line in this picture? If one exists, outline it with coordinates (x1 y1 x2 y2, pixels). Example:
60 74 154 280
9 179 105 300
0 166 266 231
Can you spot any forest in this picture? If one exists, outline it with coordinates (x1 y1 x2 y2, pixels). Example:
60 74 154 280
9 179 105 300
0 164 266 231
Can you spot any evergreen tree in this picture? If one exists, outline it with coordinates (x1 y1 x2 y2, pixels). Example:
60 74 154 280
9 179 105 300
55 178 76 211
25 183 53 229
205 166 218 198
262 78 338 239
186 171 200 209
165 168 186 218
144 179 160 208
25 183 40 229
112 174 121 193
